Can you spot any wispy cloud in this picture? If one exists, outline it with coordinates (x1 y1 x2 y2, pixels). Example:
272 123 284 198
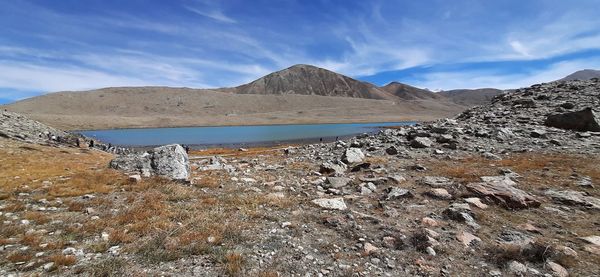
406 57 600 91
0 0 599 103
184 6 236 24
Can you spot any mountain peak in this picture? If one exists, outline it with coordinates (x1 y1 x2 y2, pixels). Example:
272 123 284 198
231 64 395 99
560 69 600 81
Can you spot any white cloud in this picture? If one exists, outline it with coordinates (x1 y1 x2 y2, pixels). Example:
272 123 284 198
184 6 236 24
509 40 530 57
0 62 153 92
408 57 600 91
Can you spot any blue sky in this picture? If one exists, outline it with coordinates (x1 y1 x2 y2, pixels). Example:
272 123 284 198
1 0 600 103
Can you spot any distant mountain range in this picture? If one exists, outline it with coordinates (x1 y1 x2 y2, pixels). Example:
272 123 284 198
222 64 505 104
1 64 596 130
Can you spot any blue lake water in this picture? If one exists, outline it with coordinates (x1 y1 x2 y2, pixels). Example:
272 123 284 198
79 122 415 147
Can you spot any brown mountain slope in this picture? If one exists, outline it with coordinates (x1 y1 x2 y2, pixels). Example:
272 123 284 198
224 64 396 100
3 86 466 130
438 88 504 106
559 69 600 81
380 82 442 100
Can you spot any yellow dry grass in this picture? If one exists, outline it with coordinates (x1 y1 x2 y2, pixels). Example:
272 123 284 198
0 138 122 198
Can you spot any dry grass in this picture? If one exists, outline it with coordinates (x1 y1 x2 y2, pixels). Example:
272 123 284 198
426 152 600 189
86 258 126 277
224 252 245 276
24 211 50 224
190 145 293 158
20 233 41 247
6 252 32 263
50 254 77 266
108 229 134 245
0 139 116 195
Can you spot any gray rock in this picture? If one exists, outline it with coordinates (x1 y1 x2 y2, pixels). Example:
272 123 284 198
467 178 541 209
320 161 347 175
150 144 190 180
545 190 600 210
410 137 433 148
385 146 398 155
325 177 351 188
419 176 454 187
545 107 600 132
383 187 413 200
443 203 479 228
546 261 569 277
507 261 528 275
312 198 347 210
530 129 547 138
342 148 365 164
425 188 453 200
109 153 153 177
110 144 190 181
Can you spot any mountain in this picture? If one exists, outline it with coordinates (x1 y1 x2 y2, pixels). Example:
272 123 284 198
559 69 600 81
225 64 395 100
438 88 504 106
2 86 465 131
380 82 442 100
2 64 500 130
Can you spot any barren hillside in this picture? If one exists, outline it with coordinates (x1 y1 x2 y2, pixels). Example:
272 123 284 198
3 87 465 130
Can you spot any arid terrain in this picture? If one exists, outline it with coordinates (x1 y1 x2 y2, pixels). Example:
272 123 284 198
1 65 487 131
1 78 599 276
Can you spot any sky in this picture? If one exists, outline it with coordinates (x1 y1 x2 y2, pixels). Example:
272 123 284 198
1 0 600 104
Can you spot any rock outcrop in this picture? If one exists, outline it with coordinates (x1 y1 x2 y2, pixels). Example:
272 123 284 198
545 107 600 132
110 144 190 181
0 110 70 145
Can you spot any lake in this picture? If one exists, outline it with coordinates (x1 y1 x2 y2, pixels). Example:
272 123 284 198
78 122 415 148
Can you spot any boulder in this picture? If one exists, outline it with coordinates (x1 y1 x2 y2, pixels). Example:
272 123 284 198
443 203 479 228
466 178 540 209
545 107 600 132
410 137 433 148
109 153 153 177
110 144 190 181
342 148 365 164
150 144 190 180
385 146 398 155
546 261 569 277
319 161 347 175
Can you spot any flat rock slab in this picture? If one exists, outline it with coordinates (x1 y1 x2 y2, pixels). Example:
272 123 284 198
410 137 434 148
325 177 352 188
464 197 488 209
425 188 453 200
545 190 600 210
466 179 540 209
419 176 454 187
456 231 481 247
579 236 600 246
384 187 413 200
312 198 347 210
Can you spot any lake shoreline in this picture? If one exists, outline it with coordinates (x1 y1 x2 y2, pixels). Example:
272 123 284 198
78 122 416 149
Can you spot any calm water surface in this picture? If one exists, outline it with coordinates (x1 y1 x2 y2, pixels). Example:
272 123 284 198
79 122 415 147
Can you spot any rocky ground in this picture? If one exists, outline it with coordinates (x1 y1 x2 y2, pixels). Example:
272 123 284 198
1 79 599 276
